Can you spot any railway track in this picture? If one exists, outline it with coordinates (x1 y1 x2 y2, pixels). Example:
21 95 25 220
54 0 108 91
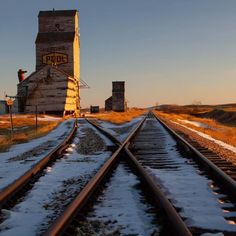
0 119 118 235
0 119 77 210
45 115 191 236
160 118 236 182
45 112 236 236
129 112 236 235
154 114 236 198
1 113 236 235
0 118 148 235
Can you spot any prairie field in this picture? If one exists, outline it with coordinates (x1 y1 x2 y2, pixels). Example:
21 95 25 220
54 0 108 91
0 114 62 152
159 104 236 126
90 108 147 124
154 109 236 147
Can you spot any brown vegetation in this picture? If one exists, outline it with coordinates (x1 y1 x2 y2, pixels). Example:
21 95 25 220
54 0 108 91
158 104 212 114
197 109 236 126
156 103 236 147
154 110 236 148
0 115 62 152
91 108 147 124
159 103 236 116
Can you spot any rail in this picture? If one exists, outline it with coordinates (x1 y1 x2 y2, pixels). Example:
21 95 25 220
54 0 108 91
125 144 192 236
153 112 236 199
0 119 77 208
44 116 146 236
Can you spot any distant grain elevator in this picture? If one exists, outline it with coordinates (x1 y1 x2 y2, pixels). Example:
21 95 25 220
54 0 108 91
17 10 80 115
105 81 126 112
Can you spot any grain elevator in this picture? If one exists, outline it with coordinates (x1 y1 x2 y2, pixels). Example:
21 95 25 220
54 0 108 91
17 10 80 115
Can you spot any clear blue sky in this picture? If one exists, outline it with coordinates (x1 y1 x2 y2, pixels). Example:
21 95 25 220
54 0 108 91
1 0 236 108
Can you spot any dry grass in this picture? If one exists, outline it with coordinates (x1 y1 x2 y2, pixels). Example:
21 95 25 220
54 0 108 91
159 105 213 115
91 108 147 124
223 107 236 112
154 110 236 147
0 114 62 152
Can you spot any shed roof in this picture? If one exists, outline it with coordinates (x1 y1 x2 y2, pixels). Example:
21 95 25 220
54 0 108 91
18 65 76 86
105 96 113 102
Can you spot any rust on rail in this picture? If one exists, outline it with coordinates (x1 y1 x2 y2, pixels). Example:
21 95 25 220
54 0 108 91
44 116 146 236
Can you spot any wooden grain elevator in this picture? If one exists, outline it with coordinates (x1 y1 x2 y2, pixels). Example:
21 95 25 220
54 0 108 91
17 10 80 115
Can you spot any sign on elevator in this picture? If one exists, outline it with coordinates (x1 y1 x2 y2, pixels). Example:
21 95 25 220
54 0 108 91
42 52 68 65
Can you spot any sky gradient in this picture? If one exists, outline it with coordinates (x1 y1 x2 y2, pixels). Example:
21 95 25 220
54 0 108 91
0 0 236 108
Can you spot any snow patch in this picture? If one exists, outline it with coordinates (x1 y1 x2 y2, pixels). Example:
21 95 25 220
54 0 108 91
97 116 144 142
0 119 75 191
173 121 236 154
37 115 62 121
178 119 210 129
85 163 158 235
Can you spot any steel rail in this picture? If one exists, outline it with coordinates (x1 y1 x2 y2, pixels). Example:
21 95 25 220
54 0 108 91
124 144 192 236
44 116 146 236
153 112 236 199
0 119 77 208
85 118 121 145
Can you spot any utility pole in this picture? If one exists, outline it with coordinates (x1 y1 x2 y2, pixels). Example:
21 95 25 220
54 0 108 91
7 99 14 135
36 104 38 131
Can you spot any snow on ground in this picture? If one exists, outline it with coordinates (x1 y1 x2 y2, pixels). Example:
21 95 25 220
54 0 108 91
178 119 210 129
144 118 236 233
173 121 236 154
0 119 74 191
37 115 62 121
0 115 33 119
82 162 159 235
96 115 144 142
0 120 113 236
0 115 61 122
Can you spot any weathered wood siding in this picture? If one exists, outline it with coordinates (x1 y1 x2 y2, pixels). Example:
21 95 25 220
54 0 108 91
18 65 79 114
39 16 77 33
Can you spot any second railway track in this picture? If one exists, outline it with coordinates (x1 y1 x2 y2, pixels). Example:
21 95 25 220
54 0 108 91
129 112 236 235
